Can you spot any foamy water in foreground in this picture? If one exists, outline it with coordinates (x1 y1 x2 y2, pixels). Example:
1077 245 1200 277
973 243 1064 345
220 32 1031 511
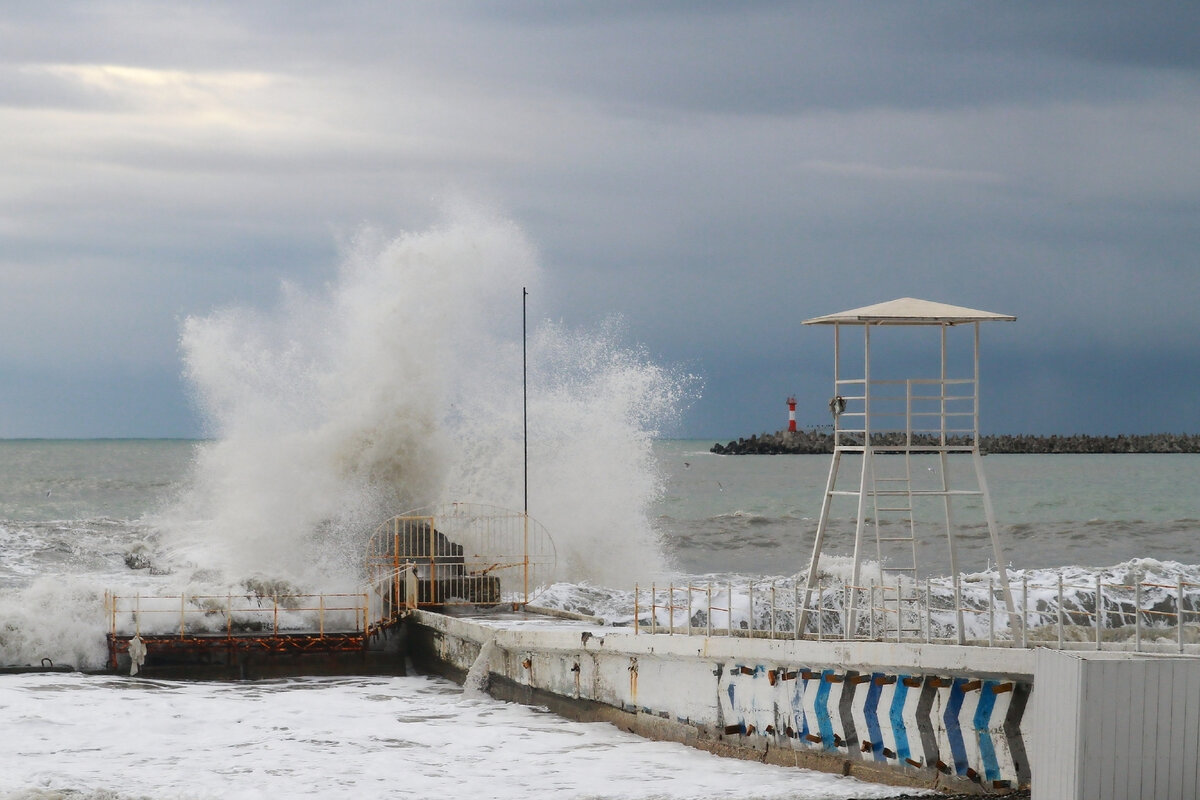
0 673 902 800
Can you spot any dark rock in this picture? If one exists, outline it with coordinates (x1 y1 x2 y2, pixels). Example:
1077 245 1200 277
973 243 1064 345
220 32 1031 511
124 548 153 570
712 431 1200 455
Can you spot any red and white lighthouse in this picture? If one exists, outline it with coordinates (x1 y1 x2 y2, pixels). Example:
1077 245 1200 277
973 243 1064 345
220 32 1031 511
786 396 797 432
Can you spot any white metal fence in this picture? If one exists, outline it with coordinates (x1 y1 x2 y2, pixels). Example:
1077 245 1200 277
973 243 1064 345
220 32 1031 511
107 565 419 639
106 589 371 639
632 573 1200 654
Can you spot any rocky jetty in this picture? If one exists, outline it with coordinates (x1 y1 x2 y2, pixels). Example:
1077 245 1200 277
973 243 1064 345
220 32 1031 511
711 431 1200 455
711 430 833 455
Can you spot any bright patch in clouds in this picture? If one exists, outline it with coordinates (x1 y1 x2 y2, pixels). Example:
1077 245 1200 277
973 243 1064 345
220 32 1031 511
31 62 282 128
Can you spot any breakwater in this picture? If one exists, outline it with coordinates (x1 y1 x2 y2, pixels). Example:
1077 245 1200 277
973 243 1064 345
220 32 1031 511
408 609 1200 797
408 610 1035 793
711 431 1200 455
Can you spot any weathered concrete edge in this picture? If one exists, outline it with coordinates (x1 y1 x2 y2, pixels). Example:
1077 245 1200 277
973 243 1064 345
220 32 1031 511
486 669 941 790
409 611 1035 793
413 610 1036 679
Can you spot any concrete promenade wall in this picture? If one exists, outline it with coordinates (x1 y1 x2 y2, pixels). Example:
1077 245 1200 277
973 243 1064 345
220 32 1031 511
408 611 1038 793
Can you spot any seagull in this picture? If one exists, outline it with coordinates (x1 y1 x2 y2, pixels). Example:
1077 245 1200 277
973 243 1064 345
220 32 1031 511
683 462 691 469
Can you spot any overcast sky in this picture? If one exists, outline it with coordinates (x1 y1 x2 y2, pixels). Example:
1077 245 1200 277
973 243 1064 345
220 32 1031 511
2 2 1198 439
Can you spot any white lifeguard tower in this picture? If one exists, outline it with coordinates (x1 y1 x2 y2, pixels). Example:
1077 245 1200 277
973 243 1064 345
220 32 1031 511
798 298 1016 638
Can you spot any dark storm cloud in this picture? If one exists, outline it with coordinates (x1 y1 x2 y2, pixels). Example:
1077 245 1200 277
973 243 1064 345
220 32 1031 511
256 2 1200 114
0 2 1197 437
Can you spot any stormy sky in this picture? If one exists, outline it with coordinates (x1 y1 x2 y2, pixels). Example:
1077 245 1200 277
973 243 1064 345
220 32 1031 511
2 2 1198 439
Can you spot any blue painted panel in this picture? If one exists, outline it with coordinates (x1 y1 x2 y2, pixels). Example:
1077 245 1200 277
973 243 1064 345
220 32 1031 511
974 680 1001 783
943 678 968 776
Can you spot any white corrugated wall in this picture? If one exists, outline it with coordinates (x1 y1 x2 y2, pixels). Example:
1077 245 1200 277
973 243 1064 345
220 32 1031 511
1032 649 1200 800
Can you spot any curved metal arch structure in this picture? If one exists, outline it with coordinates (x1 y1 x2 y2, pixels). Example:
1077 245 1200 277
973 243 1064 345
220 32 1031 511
367 502 556 610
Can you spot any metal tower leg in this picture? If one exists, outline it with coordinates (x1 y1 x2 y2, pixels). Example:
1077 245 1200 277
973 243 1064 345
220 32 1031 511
974 449 1016 619
870 452 883 582
938 451 965 642
799 450 842 633
847 449 873 637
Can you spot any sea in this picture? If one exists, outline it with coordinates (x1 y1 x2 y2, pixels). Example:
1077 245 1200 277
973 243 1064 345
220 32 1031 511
2 439 1199 799
3 221 1198 798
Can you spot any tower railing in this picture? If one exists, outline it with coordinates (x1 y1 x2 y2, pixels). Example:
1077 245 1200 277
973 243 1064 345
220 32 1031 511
832 377 978 449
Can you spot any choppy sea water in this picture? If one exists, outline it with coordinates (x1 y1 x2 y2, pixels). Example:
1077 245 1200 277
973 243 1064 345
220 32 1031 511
0 439 928 800
654 442 1200 577
2 439 1199 798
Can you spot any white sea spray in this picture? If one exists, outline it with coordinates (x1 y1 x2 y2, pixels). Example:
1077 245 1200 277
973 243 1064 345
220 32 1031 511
0 577 110 669
153 206 695 590
0 209 698 668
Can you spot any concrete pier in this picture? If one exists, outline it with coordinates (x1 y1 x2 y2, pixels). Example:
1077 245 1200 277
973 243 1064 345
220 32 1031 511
409 610 1040 793
100 601 1200 796
410 610 1200 797
411 608 1200 798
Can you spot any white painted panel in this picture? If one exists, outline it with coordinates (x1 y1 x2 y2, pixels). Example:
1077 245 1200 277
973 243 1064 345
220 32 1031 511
1125 659 1148 800
1078 659 1097 800
1167 661 1190 800
1084 657 1118 800
1152 660 1170 798
1188 662 1200 800
989 687 1017 781
877 679 898 760
1107 660 1132 800
1152 661 1171 798
1176 660 1200 800
958 683 982 777
1142 659 1159 798
1032 648 1081 800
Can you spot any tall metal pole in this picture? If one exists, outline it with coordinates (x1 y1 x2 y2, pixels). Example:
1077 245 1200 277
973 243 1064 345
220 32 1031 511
523 287 528 517
522 288 530 603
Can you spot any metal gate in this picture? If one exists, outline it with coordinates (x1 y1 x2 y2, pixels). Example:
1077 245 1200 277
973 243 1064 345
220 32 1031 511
366 503 556 609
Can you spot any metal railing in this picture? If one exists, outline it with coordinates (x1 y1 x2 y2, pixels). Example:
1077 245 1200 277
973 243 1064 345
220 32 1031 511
364 566 419 634
107 590 367 639
107 566 419 640
632 573 1200 654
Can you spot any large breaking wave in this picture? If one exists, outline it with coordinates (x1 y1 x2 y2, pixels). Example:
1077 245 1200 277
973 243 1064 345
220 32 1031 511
156 208 696 590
